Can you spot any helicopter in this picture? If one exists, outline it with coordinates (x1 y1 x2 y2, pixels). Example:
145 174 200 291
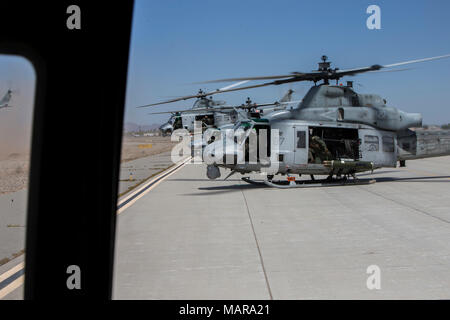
0 89 13 109
138 82 247 135
147 89 234 136
190 54 450 188
143 87 299 135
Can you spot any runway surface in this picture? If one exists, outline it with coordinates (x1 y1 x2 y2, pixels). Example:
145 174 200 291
118 151 174 195
0 151 176 299
0 189 26 263
2 156 450 299
113 156 450 299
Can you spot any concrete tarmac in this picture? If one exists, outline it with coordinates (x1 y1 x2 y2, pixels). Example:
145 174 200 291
0 151 176 300
2 156 449 299
0 189 26 264
113 156 450 299
118 151 175 196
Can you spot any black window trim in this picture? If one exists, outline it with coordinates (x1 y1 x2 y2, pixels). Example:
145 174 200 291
0 1 135 299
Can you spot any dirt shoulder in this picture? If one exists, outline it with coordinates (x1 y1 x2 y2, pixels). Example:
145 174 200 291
120 136 177 163
0 136 177 195
0 153 29 195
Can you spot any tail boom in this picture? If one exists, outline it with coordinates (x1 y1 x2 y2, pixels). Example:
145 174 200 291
397 129 450 160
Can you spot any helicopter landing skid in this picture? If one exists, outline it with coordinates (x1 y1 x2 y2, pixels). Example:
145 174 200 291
241 177 376 189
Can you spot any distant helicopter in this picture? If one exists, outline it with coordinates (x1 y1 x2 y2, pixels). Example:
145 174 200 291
147 89 299 135
0 89 13 109
195 54 450 188
138 81 247 136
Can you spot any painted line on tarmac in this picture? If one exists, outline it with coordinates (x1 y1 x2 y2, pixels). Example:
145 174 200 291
0 156 191 299
0 262 25 299
117 156 191 214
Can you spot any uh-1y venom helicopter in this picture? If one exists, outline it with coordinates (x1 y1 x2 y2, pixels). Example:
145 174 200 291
0 89 13 110
194 54 450 188
144 89 230 136
138 81 252 135
141 84 299 135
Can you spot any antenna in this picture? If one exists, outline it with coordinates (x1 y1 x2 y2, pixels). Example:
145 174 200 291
318 55 331 72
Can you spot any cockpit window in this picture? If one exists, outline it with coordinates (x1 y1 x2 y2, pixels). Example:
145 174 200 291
233 121 253 131
241 122 252 131
232 121 254 145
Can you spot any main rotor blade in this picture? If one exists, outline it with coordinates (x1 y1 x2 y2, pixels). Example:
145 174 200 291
148 106 240 114
200 81 283 96
275 99 302 105
147 99 303 115
147 105 263 115
368 67 412 73
137 80 252 108
219 80 250 90
199 74 298 83
148 106 242 115
336 54 450 77
383 54 450 68
245 100 303 108
199 54 450 86
140 54 450 109
136 93 202 108
137 82 277 108
147 110 185 115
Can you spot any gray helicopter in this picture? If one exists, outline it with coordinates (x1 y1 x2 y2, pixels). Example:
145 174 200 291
138 81 248 135
153 90 230 135
0 89 13 109
144 87 299 135
196 54 450 188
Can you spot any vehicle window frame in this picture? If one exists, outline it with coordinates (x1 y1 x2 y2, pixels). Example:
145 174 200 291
364 135 380 152
382 135 395 153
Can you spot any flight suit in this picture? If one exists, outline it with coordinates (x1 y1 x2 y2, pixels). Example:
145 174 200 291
309 136 331 164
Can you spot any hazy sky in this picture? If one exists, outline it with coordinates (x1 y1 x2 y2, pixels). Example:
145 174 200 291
1 0 450 151
125 0 450 126
0 55 35 158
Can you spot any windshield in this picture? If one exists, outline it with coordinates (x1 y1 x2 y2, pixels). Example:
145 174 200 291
232 121 254 145
233 120 253 131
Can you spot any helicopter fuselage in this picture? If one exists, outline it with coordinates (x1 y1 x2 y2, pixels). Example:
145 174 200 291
205 118 450 178
203 84 450 179
161 108 252 135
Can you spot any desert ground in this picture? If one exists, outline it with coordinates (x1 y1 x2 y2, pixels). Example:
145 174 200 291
120 135 177 163
0 153 29 195
0 135 176 195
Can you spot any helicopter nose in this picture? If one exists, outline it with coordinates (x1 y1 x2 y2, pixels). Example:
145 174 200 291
203 141 222 165
222 152 239 165
204 140 239 165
